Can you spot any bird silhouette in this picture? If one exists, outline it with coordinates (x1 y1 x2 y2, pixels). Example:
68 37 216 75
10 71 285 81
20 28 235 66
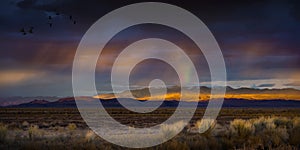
20 28 26 35
19 11 79 36
20 28 25 32
28 27 34 34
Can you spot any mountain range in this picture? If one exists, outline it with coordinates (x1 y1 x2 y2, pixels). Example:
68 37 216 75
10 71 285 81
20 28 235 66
5 97 300 108
2 86 300 108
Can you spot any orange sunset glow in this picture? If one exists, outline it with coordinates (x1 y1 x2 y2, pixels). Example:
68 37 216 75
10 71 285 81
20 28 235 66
94 87 300 101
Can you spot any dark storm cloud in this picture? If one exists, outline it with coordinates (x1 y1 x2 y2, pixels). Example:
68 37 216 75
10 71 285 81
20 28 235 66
0 0 300 96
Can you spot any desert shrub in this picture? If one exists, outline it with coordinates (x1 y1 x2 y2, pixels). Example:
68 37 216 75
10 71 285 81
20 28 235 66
85 130 96 143
228 117 292 149
28 124 42 140
289 126 300 147
230 119 254 139
185 130 221 150
160 121 186 139
229 119 254 148
292 117 300 127
263 127 288 147
160 140 189 150
289 117 300 147
195 119 216 136
273 117 293 129
67 123 77 137
22 121 29 129
0 123 7 143
252 117 275 133
250 117 289 148
67 123 77 131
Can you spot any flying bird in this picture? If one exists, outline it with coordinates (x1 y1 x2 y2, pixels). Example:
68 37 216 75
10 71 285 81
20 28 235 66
20 28 26 35
18 11 80 36
20 28 25 32
28 27 34 34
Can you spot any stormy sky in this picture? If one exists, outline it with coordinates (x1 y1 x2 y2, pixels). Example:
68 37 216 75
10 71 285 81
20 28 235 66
0 0 300 96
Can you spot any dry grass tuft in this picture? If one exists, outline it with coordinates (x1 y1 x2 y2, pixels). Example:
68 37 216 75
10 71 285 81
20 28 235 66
0 123 7 143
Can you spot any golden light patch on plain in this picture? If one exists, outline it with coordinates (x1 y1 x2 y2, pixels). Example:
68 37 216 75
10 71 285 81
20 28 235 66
224 93 300 100
94 92 300 101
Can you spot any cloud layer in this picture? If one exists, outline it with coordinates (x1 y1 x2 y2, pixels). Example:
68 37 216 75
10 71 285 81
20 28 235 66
0 0 299 96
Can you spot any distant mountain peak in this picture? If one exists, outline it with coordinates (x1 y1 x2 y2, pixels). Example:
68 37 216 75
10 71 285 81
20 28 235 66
29 99 49 104
57 97 75 103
